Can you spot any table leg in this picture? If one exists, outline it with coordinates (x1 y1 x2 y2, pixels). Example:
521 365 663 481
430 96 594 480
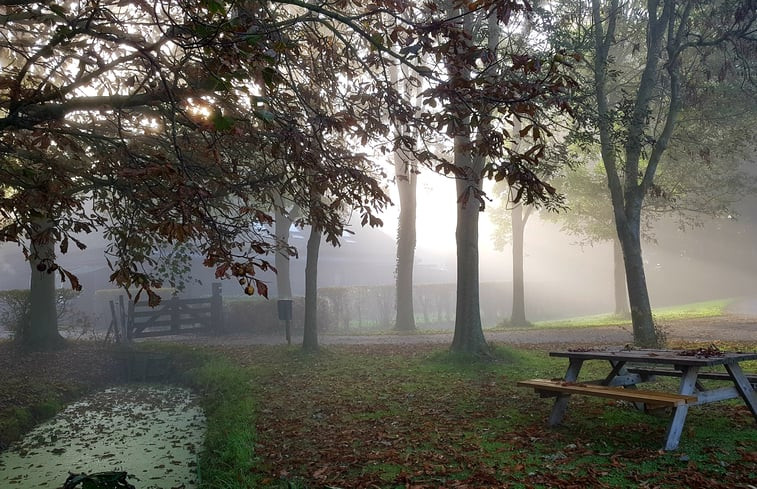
663 366 699 451
603 360 628 385
724 363 757 420
548 358 583 427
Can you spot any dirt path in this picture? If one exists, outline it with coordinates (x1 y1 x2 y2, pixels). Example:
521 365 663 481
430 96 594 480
152 314 757 348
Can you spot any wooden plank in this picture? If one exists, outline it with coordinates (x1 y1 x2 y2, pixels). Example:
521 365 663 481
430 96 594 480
549 349 757 367
664 366 699 451
627 367 757 387
131 327 209 338
518 379 698 407
725 363 757 419
548 359 583 427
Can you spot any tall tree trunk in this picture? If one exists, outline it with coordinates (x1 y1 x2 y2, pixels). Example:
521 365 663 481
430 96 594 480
613 237 629 316
394 153 417 332
616 216 657 346
275 204 300 299
449 6 497 356
21 218 64 351
391 60 418 333
302 225 321 352
510 204 531 326
451 174 487 354
591 0 682 347
450 130 488 355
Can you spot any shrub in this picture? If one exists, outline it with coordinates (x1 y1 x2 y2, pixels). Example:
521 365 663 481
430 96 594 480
223 296 314 334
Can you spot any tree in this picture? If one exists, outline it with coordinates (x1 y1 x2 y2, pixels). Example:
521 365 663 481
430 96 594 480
274 201 301 300
420 2 575 355
393 145 418 332
302 224 321 352
489 183 537 326
391 63 418 333
542 163 630 316
1 0 394 348
2 0 575 351
559 0 757 346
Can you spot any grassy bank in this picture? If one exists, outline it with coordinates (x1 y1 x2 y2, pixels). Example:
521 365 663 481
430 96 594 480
186 341 756 488
184 356 262 488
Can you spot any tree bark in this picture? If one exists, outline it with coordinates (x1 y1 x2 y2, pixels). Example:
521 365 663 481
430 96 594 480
21 218 64 351
510 204 530 326
451 175 488 354
302 225 321 352
390 59 418 333
394 151 417 332
616 216 657 347
591 0 680 347
275 204 300 299
450 132 488 355
449 7 497 356
613 237 629 316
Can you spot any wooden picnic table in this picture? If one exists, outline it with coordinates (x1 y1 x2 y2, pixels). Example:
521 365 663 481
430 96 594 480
521 348 757 450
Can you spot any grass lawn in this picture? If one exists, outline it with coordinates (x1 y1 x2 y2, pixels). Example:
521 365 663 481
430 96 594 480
527 299 735 329
183 340 757 489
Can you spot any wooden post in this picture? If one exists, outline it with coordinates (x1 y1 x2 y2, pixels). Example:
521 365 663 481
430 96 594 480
663 366 700 450
108 300 121 343
126 300 135 340
119 296 127 341
210 282 223 334
548 358 584 427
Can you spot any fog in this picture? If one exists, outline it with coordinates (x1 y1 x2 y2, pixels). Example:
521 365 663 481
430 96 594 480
1 170 756 328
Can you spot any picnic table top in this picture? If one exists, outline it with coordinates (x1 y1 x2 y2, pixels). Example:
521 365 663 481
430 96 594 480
549 348 757 367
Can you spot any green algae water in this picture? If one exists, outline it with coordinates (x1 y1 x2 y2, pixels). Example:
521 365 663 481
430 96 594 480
0 385 205 488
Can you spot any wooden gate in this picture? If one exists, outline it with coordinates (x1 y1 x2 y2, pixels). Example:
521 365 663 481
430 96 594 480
125 283 223 339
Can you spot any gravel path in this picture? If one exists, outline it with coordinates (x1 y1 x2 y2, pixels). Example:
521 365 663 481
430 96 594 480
149 315 757 348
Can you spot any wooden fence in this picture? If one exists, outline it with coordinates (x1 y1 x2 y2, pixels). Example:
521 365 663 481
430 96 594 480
108 283 223 341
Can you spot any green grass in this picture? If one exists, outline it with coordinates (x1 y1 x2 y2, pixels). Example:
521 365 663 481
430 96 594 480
175 341 755 488
530 298 735 329
181 355 262 489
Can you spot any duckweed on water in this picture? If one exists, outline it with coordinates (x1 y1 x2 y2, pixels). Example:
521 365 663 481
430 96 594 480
0 384 205 488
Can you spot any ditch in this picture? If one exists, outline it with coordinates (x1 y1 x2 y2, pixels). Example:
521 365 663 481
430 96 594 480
0 384 205 488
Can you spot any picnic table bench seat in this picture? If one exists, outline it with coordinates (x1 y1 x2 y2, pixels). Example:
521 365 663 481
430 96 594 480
520 349 757 450
626 367 757 389
517 379 698 408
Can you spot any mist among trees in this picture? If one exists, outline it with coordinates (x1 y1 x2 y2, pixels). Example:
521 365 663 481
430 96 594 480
1 0 755 353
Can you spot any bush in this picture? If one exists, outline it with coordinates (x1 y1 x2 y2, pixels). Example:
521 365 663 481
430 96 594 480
223 296 317 334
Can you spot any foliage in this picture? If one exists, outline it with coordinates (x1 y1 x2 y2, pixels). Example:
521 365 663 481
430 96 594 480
320 283 517 331
0 0 577 349
0 0 575 299
545 0 757 347
224 296 309 334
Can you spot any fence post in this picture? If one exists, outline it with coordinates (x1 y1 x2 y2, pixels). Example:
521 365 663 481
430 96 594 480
108 300 121 343
118 296 128 341
126 299 135 340
210 282 223 333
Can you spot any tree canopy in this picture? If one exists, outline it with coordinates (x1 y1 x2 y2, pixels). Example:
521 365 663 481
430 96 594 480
1 0 577 349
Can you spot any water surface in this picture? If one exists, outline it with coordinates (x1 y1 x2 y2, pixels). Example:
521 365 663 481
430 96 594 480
0 385 205 488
